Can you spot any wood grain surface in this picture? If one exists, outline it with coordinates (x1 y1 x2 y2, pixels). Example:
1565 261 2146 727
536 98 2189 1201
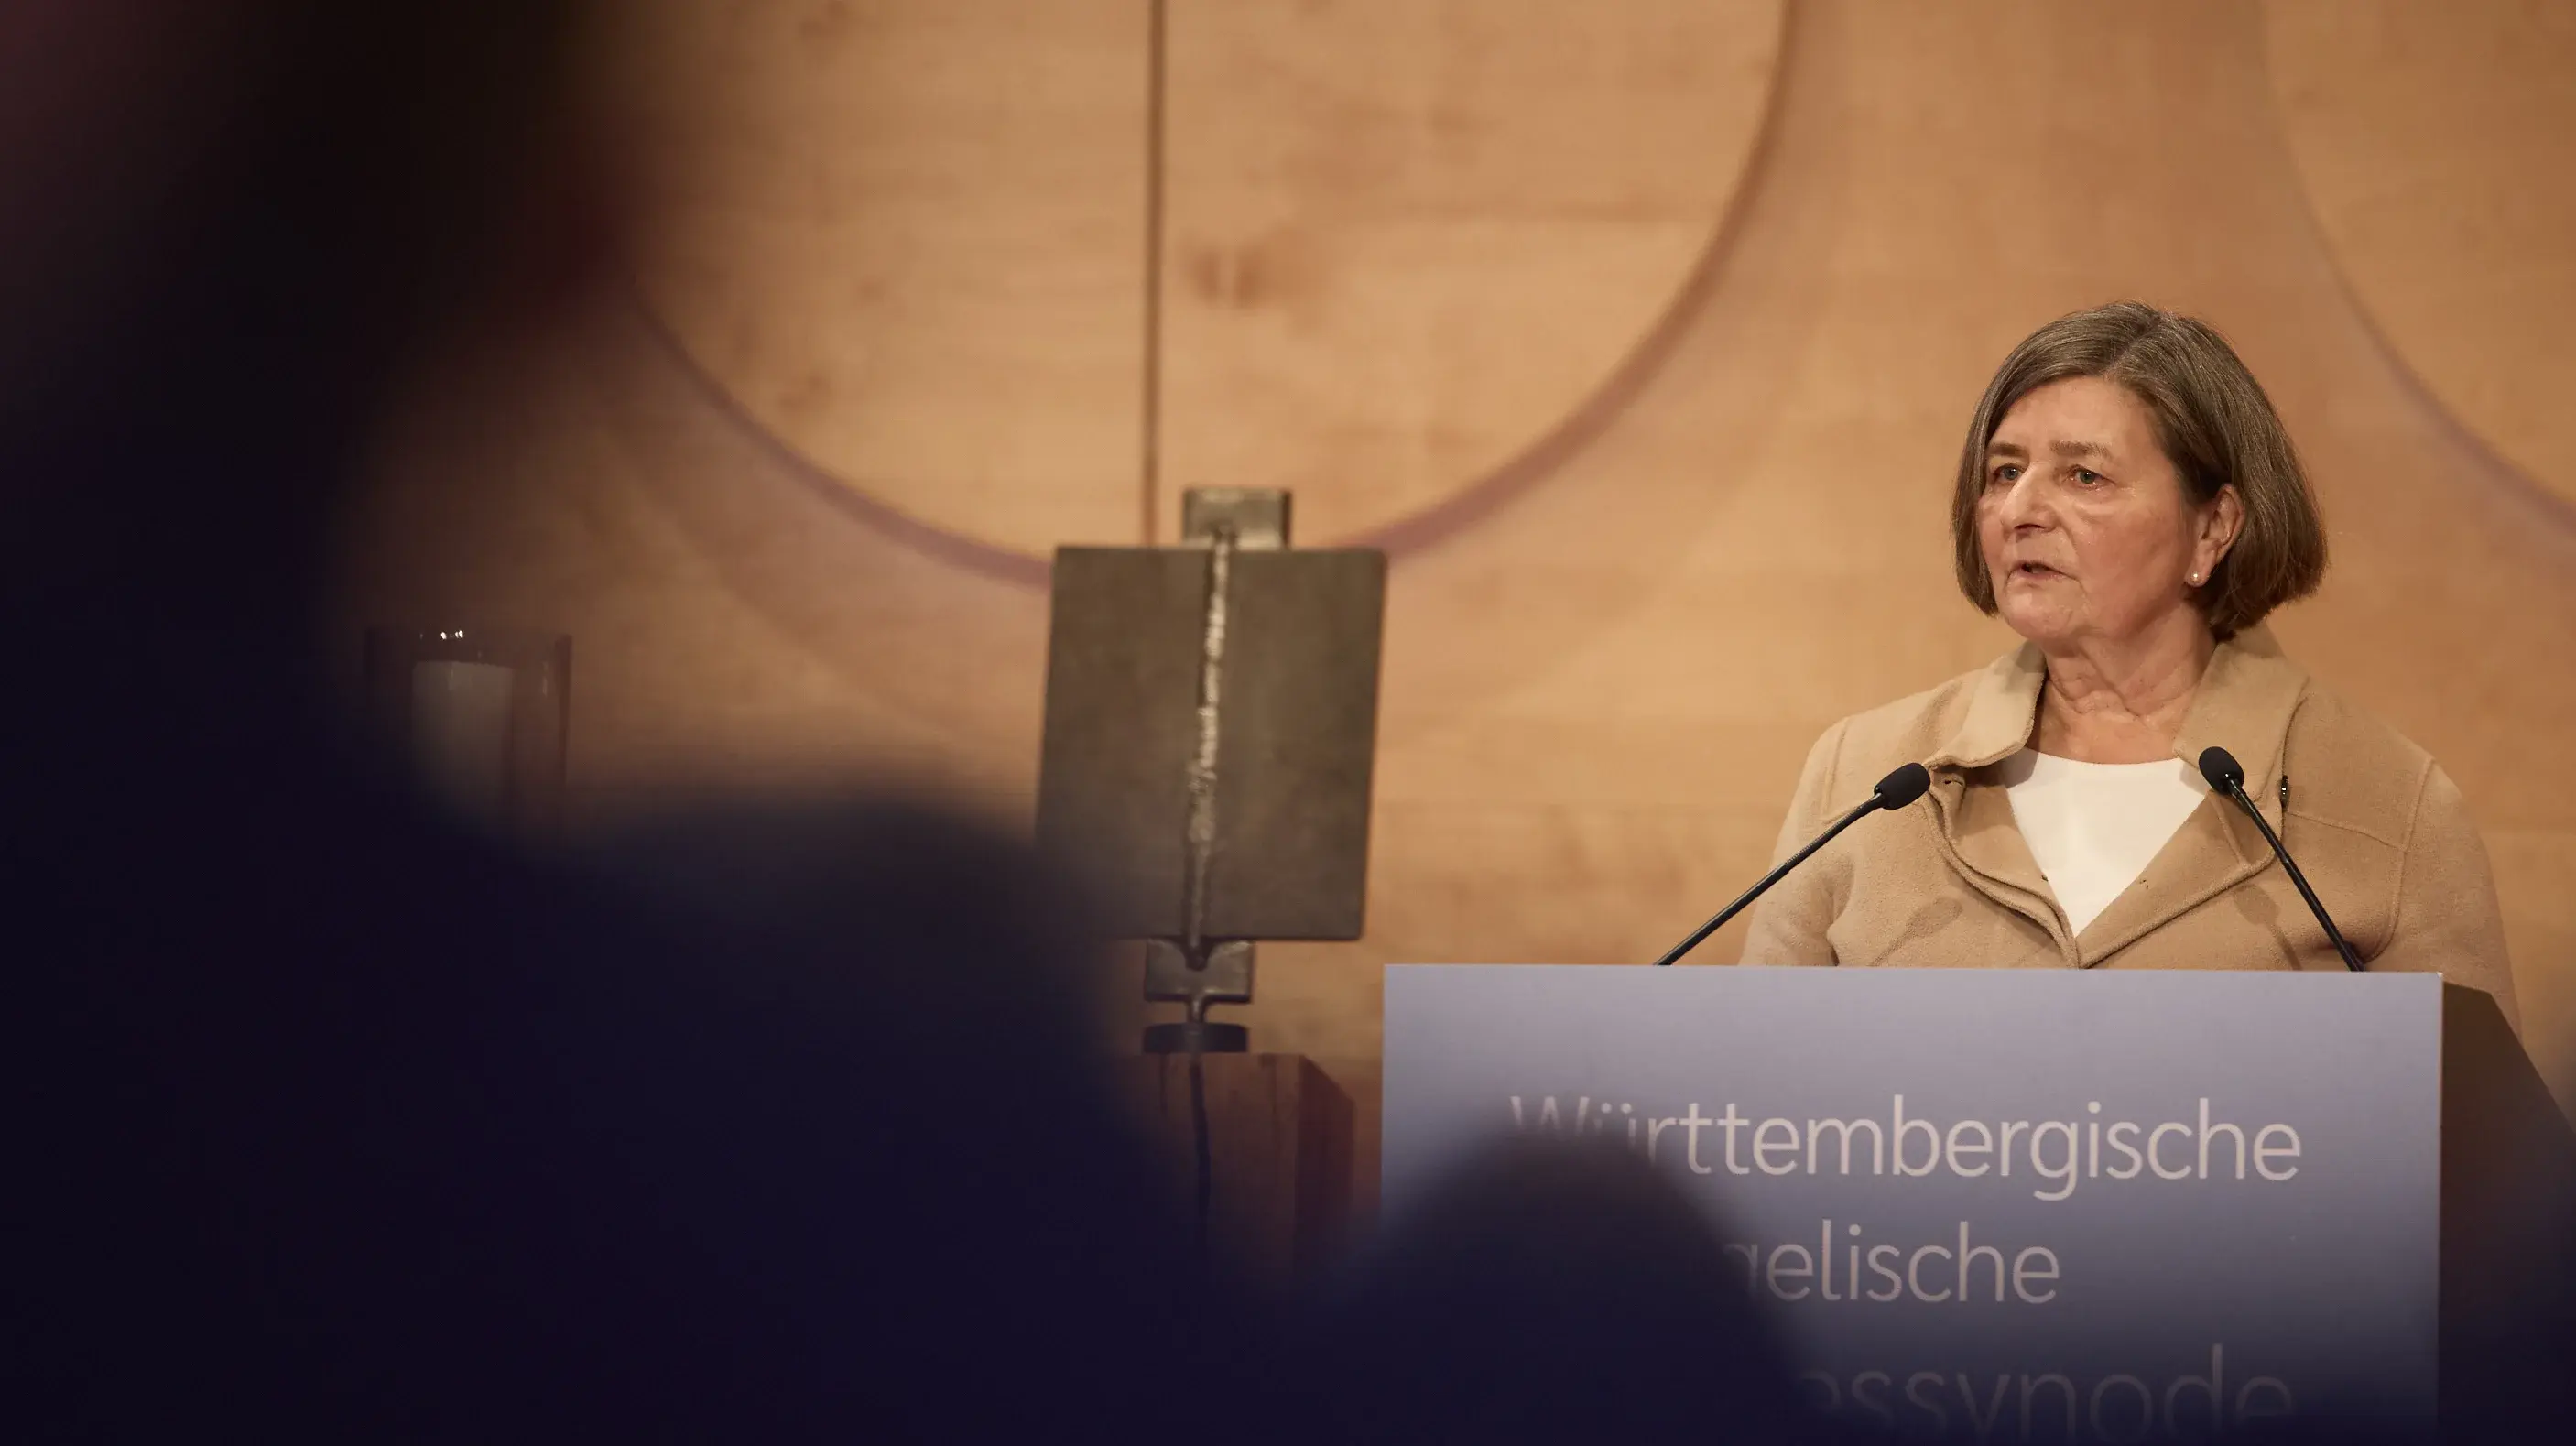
342 0 2576 1218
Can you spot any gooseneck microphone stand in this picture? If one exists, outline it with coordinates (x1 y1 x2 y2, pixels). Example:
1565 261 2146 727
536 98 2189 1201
2198 745 2364 972
1651 762 1932 967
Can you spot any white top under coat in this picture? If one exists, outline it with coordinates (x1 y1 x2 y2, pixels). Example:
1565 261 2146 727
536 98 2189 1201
1998 747 2210 936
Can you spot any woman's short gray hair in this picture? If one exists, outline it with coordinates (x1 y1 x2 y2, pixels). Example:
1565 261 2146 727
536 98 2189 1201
1951 301 2328 638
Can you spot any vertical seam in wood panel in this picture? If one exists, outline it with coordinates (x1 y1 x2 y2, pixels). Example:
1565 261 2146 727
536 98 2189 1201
1139 0 1168 544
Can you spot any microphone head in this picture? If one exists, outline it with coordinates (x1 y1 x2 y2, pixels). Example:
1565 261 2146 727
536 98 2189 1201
1874 762 1932 810
2197 746 2246 793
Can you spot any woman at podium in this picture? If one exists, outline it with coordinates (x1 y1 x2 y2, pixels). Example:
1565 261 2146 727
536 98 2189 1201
1740 301 2518 1025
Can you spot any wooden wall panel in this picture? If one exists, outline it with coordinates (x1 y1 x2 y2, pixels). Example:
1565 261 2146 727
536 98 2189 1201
1157 0 1784 542
622 0 1151 555
1217 0 2576 1201
341 0 2576 1221
2265 0 2576 505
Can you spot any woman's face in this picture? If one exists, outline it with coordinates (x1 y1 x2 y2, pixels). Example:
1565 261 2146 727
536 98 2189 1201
1976 375 2236 651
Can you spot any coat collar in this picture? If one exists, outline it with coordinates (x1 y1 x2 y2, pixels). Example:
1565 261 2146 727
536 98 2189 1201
1926 624 2309 784
1921 625 2313 964
2169 625 2309 802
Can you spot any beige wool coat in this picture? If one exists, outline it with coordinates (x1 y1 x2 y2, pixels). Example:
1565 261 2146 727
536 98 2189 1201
1738 625 2521 1029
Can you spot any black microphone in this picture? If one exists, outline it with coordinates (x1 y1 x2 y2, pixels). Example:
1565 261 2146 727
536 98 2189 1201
2197 745 2363 972
1652 762 1932 966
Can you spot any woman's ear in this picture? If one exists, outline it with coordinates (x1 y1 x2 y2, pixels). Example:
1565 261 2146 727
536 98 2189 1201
2198 485 2245 575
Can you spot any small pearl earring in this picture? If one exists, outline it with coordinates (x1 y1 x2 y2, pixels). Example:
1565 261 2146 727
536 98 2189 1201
2189 571 2201 584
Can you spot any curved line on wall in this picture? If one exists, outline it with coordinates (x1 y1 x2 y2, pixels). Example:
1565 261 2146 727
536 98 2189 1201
625 289 1054 592
2344 310 2576 539
1343 5 1798 562
2251 26 2576 544
624 0 1795 578
2292 238 2576 541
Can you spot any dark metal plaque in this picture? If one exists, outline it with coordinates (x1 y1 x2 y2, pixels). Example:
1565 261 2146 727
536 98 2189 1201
1036 547 1385 941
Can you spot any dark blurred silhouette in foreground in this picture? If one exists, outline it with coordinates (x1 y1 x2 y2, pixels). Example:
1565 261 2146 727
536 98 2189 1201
0 3 1799 1440
1303 1136 1826 1444
0 3 1244 1437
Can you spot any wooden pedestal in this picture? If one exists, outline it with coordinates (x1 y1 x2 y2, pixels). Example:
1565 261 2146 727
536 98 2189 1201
1116 1052 1354 1285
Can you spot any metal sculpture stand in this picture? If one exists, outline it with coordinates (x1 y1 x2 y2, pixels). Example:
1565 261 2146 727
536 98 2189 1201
1037 490 1379 1266
1035 487 1384 1057
1141 940 1254 1055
